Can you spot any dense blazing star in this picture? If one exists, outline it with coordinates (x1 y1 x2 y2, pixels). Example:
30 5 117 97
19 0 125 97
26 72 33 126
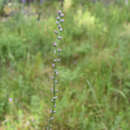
47 9 64 130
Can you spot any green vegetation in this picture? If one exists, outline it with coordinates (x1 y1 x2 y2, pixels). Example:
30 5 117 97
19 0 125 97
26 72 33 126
0 1 130 129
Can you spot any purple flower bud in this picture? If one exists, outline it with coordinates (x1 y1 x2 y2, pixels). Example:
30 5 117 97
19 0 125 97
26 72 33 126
58 10 62 15
60 13 64 17
59 28 63 32
56 21 60 24
60 19 64 22
54 30 58 34
8 98 13 103
58 25 62 29
52 64 55 68
53 42 57 47
56 16 60 20
57 36 63 40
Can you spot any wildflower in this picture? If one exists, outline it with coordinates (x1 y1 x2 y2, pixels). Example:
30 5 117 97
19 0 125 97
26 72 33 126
57 36 63 40
48 7 64 130
53 42 57 47
58 10 62 15
54 30 58 34
60 13 64 17
58 25 62 29
60 19 64 22
59 28 63 32
8 98 13 103
52 64 55 68
56 16 60 20
56 21 60 24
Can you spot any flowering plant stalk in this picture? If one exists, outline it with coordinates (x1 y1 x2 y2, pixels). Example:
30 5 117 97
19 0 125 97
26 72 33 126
47 9 64 130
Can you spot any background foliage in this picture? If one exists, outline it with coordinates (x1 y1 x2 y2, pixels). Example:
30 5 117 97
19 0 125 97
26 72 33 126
0 0 130 129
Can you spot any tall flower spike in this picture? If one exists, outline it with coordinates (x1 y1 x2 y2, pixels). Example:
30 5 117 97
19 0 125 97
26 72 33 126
47 8 64 130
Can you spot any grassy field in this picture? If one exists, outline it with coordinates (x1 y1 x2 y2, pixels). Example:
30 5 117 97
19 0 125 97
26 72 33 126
0 1 130 130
